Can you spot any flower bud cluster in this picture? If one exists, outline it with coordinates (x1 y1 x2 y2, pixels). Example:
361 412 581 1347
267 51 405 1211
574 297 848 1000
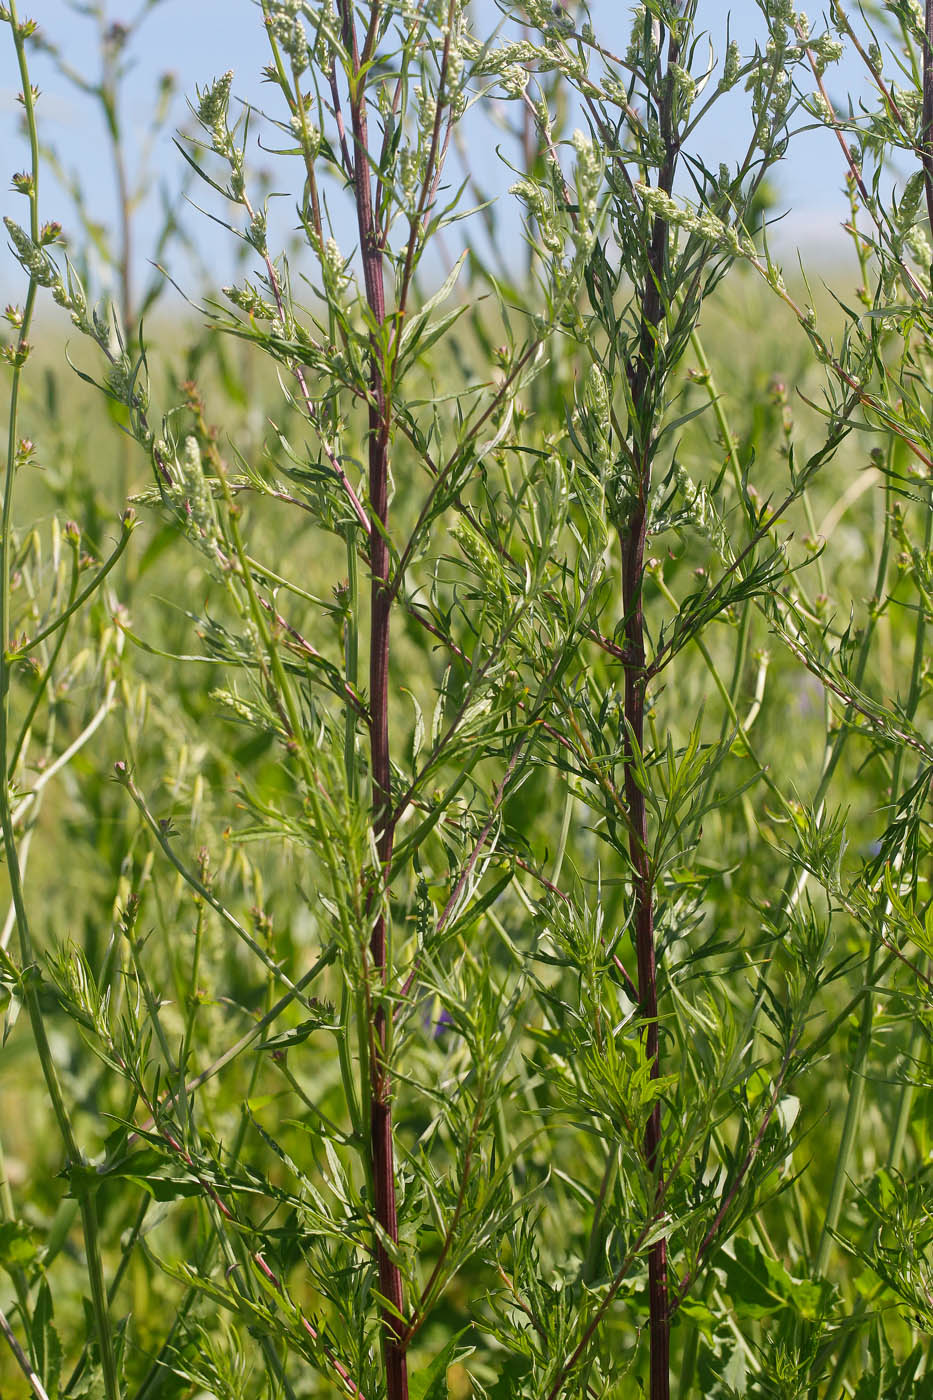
265 0 309 73
809 32 844 76
905 224 931 272
572 129 602 243
290 114 321 158
582 363 613 475
635 185 755 260
398 145 420 204
107 356 147 411
158 436 225 568
3 217 107 343
501 63 528 98
196 71 249 205
509 178 564 255
462 36 537 69
626 6 660 69
321 236 351 295
210 688 265 727
675 465 731 563
450 516 508 609
895 171 924 234
224 281 276 320
180 437 218 539
4 216 56 286
522 0 573 36
721 40 741 90
460 18 586 101
247 206 267 254
197 70 233 140
669 63 696 107
770 67 792 123
442 11 469 119
416 85 437 149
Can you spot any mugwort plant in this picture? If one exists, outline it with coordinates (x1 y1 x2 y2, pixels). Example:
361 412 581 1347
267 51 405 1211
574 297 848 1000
3 1 933 1396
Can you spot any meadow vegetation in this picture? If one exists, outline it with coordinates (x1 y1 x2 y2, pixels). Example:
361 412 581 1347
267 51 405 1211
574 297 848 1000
2 1 933 1397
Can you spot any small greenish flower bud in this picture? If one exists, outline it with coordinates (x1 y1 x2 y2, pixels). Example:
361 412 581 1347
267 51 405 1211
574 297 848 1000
224 282 276 319
450 516 503 594
572 127 602 235
247 206 267 253
4 217 57 285
721 39 741 89
510 178 564 254
107 360 133 403
770 69 791 119
624 5 652 66
897 171 924 232
670 63 696 105
291 115 321 157
266 0 308 71
501 63 528 97
177 436 224 566
582 363 613 474
321 236 350 292
197 70 233 135
11 170 33 195
905 225 931 270
50 271 90 333
399 145 419 203
584 362 610 432
2 339 31 367
416 86 437 143
229 154 246 203
210 688 260 725
810 32 843 76
446 34 467 119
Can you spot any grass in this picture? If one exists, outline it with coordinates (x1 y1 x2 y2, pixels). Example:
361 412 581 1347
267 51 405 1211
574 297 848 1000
2 2 933 1399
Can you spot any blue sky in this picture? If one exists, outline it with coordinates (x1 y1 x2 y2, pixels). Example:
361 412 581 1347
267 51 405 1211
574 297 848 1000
0 2 872 307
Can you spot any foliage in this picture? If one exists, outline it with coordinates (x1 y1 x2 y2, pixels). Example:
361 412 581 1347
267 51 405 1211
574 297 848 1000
1 1 933 1397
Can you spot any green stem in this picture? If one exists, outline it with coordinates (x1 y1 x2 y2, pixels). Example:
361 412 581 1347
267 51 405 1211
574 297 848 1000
814 477 930 1284
15 518 133 658
581 1149 618 1285
655 575 792 820
8 539 78 777
0 1130 32 1350
344 524 359 799
688 329 743 510
1 10 119 1399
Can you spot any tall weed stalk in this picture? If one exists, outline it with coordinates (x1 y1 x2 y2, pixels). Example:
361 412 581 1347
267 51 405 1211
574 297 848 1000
3 1 933 1397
